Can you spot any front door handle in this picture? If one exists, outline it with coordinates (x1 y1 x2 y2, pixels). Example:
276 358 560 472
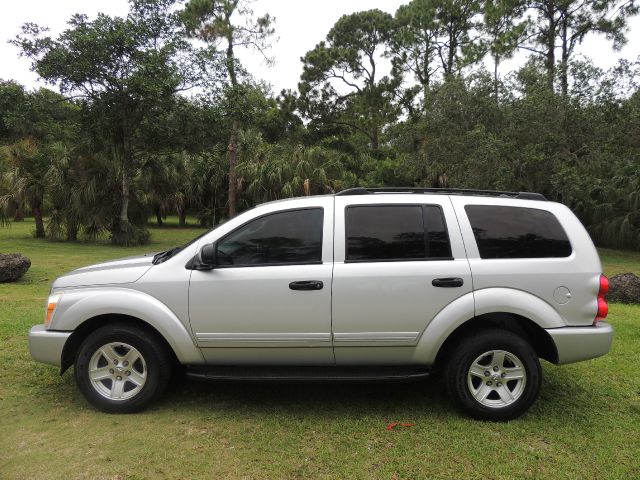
289 280 324 291
432 277 464 288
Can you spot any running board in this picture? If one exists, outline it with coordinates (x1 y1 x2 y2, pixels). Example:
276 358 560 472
185 365 431 382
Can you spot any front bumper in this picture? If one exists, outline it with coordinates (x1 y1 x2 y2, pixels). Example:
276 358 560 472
546 322 613 365
28 325 72 367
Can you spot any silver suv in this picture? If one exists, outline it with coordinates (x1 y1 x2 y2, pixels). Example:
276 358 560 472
28 188 613 420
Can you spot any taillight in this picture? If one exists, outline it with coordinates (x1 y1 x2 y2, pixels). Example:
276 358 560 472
595 274 609 323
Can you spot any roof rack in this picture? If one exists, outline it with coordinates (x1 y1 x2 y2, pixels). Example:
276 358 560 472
335 187 547 201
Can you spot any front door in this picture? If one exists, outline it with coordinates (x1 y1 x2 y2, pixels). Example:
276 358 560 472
331 196 473 365
189 199 334 365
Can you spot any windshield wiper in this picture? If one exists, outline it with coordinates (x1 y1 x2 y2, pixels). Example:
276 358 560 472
152 246 181 265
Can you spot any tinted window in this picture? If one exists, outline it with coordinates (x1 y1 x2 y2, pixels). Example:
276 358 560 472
465 205 572 259
345 205 452 262
425 205 452 258
216 208 323 266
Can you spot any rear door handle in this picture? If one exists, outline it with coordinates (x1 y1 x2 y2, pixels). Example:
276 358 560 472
432 277 464 288
289 280 324 291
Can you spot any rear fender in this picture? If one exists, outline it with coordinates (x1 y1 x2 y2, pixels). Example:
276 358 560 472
412 288 565 364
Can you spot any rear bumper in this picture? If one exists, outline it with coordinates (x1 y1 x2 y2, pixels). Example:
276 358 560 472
28 325 72 367
546 322 613 365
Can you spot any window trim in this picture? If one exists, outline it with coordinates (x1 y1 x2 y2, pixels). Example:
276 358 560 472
464 204 573 260
211 207 325 269
344 203 454 264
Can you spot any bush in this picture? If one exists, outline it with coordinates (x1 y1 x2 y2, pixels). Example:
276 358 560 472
109 219 150 246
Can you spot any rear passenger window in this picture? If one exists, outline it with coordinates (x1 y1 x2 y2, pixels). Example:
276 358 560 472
424 205 452 258
465 205 572 259
345 205 452 262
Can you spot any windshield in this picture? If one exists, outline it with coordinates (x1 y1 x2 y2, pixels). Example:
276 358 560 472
152 223 222 265
180 223 222 250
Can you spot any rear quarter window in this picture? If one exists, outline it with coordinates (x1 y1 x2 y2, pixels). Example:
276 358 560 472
464 205 572 259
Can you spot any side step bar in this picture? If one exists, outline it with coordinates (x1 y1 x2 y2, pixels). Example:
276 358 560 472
186 366 431 382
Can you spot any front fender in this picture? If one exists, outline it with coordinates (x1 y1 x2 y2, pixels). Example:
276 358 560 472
52 287 204 364
412 288 565 364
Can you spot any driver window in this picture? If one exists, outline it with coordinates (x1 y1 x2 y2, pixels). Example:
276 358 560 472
216 208 324 267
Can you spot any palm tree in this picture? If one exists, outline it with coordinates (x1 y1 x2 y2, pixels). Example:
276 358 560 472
0 137 47 237
239 140 347 203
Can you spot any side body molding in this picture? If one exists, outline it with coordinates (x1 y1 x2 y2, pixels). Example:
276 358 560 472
54 287 204 364
412 288 566 365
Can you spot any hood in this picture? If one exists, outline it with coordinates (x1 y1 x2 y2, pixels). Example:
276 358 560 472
52 253 156 289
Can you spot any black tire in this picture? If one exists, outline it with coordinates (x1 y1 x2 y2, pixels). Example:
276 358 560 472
74 323 172 413
444 329 542 421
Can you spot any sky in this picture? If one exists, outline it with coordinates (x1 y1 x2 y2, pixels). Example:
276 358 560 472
1 0 639 95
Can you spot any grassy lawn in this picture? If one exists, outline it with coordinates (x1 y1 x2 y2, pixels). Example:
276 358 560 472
1 219 639 479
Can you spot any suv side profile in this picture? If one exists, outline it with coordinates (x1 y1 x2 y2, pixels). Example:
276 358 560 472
28 188 613 420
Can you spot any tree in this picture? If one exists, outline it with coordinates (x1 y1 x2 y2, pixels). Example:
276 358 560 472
299 9 399 152
522 0 639 94
393 0 441 93
13 0 216 244
391 0 484 114
181 0 275 218
433 0 483 77
238 141 347 202
482 0 528 100
0 80 31 222
1 139 47 236
0 85 78 237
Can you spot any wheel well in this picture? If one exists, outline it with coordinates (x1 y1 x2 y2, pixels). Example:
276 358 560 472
60 314 179 374
434 313 558 368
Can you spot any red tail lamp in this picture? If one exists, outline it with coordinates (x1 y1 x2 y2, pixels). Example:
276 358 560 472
595 275 609 323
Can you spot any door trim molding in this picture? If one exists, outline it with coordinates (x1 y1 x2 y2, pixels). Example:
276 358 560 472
196 332 332 348
332 332 420 347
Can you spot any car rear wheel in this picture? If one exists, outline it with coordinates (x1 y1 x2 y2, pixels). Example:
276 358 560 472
444 329 542 421
74 323 171 413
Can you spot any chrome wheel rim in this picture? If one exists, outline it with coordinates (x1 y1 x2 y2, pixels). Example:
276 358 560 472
467 350 526 409
88 342 147 401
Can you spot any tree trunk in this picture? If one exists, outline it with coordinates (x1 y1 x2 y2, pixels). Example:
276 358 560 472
119 129 132 224
446 28 456 76
13 202 24 221
371 127 379 151
545 2 556 92
66 218 78 241
560 11 569 96
178 207 186 227
493 54 500 101
228 119 239 218
226 28 240 219
155 207 163 227
33 204 45 238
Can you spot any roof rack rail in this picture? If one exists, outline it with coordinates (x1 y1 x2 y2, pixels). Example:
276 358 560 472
335 187 547 201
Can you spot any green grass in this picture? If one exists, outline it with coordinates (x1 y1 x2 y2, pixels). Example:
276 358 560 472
597 247 640 276
1 219 639 479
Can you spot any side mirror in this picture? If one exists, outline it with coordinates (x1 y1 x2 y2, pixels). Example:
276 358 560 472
199 243 217 266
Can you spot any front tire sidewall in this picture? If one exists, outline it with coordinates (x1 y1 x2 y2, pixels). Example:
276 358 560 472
446 330 542 421
75 325 169 413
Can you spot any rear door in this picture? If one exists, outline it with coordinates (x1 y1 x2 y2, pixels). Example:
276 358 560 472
331 195 472 365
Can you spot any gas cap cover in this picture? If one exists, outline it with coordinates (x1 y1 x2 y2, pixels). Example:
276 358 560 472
553 286 572 305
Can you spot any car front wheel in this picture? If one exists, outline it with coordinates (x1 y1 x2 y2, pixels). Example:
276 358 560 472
74 323 171 413
444 329 542 421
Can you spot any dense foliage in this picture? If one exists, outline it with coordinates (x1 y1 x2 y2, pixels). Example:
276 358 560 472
1 0 639 248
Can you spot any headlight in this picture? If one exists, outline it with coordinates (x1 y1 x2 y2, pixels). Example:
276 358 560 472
44 293 62 328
